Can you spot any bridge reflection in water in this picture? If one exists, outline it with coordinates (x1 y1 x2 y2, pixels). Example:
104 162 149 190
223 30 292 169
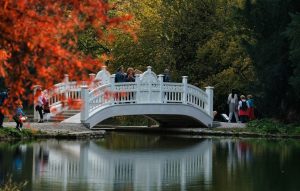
32 135 212 191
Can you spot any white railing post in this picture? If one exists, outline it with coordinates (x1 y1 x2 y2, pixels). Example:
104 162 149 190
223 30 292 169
147 66 152 102
89 73 95 89
33 85 41 121
205 86 214 118
64 74 69 101
182 76 188 104
80 86 89 122
158 74 164 103
136 74 141 103
110 74 115 104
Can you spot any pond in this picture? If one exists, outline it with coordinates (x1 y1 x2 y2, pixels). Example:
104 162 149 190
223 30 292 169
0 132 300 191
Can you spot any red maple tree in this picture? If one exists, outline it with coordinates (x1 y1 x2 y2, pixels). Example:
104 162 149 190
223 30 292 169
0 0 133 115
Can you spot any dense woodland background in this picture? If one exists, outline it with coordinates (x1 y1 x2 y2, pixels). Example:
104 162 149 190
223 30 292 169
78 0 300 122
1 0 300 122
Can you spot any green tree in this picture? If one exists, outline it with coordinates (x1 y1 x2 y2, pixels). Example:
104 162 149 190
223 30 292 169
241 0 300 120
285 13 300 121
196 0 256 113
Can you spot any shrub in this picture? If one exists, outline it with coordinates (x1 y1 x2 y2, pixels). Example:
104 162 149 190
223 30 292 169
246 119 286 134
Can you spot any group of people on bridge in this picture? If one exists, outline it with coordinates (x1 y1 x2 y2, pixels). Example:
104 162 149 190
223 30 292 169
227 89 255 123
114 66 171 83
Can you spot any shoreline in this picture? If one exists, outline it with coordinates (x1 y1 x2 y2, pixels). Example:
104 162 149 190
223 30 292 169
1 122 105 140
1 121 300 140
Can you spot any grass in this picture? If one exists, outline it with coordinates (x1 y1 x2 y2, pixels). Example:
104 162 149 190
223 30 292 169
246 119 300 135
211 119 300 137
0 126 42 140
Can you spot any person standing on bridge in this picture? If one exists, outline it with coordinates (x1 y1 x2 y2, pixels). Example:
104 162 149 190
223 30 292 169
115 65 125 83
125 67 135 82
163 68 171 82
227 89 239 123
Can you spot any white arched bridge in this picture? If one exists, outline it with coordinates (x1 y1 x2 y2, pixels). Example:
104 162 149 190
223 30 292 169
34 66 214 129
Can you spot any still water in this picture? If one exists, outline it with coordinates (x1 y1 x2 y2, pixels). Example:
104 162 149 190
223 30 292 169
0 133 300 191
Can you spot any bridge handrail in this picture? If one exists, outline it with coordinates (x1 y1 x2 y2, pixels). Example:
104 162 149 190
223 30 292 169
186 84 207 111
34 66 214 123
89 84 112 113
33 73 90 120
84 78 213 120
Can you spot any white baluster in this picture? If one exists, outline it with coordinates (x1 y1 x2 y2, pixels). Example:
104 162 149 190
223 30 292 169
64 74 69 107
158 74 164 103
147 66 152 102
205 86 214 119
80 86 89 123
110 74 115 104
136 74 141 104
182 76 188 104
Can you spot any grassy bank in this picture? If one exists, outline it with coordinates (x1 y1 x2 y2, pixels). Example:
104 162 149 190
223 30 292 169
0 127 41 140
0 126 105 140
246 119 300 135
214 119 300 138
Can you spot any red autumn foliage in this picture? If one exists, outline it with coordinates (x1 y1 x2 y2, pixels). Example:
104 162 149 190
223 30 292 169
0 0 134 115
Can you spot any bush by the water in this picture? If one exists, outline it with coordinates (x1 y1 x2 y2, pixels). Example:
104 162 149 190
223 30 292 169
246 119 300 135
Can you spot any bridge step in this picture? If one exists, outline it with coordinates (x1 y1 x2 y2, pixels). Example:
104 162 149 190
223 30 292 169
49 110 80 122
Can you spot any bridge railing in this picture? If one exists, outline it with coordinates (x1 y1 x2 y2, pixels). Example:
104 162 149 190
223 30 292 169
33 74 90 121
80 66 214 123
34 66 213 122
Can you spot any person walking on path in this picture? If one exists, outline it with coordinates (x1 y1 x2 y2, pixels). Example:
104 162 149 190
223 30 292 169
13 103 26 131
238 95 249 123
227 89 239 123
42 90 50 122
35 88 44 123
247 94 255 121
0 89 9 128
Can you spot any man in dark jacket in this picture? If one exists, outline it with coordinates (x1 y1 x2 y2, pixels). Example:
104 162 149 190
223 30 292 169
163 69 171 82
0 89 9 128
115 65 125 83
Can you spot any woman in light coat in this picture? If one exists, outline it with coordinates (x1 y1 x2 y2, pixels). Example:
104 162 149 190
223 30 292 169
227 89 239 123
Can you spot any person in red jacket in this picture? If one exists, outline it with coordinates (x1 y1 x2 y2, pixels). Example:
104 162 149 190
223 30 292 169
247 94 255 121
238 95 249 123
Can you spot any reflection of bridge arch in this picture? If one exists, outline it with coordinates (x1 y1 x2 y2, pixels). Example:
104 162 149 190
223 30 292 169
32 139 212 190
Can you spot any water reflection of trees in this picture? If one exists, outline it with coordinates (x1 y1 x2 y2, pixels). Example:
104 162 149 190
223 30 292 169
212 138 300 191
